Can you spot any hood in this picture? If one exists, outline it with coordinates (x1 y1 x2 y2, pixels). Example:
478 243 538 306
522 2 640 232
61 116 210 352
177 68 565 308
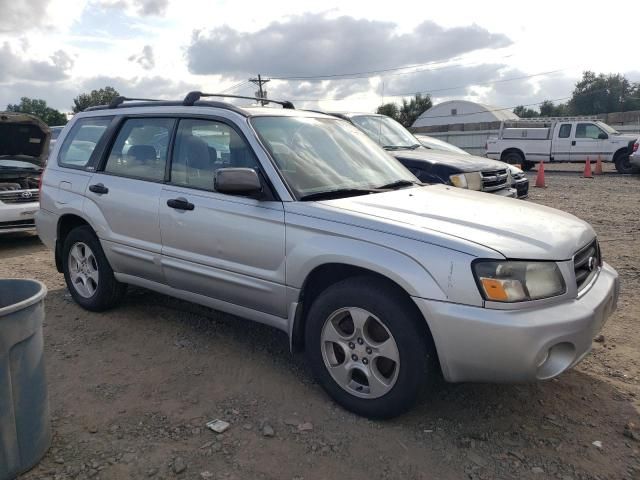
320 185 594 260
391 147 508 172
0 112 50 167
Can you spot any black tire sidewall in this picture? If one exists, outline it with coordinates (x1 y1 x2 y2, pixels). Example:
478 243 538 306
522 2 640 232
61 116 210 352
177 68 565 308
305 277 432 419
503 152 524 166
615 154 632 174
62 226 121 311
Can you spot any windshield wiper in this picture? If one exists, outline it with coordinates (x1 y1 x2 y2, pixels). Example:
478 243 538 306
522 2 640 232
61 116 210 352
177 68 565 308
376 179 419 190
299 188 382 201
383 144 423 151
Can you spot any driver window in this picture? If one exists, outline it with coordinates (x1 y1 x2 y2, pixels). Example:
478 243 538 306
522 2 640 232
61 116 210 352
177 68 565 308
575 123 604 140
170 119 259 191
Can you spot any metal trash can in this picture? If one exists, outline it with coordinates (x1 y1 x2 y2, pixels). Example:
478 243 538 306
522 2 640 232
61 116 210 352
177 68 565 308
0 279 50 480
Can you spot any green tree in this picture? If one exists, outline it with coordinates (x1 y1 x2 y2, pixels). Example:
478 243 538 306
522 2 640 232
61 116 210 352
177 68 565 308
376 102 400 122
72 86 120 113
512 105 539 118
6 97 67 125
398 93 432 127
568 71 640 115
376 93 432 127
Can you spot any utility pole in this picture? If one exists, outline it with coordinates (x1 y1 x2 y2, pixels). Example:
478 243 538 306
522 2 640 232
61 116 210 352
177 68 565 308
249 74 270 106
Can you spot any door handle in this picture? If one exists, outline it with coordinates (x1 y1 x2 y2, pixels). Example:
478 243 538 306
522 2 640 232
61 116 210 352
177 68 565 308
167 197 195 211
571 140 576 146
89 183 109 194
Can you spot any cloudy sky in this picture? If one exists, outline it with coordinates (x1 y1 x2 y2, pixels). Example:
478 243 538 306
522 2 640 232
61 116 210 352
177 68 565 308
1 0 638 114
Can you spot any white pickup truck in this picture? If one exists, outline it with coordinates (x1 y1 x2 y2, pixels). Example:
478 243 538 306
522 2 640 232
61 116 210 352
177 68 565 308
486 119 638 173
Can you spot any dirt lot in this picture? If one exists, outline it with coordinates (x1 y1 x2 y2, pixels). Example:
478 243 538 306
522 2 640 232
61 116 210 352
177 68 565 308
2 163 639 480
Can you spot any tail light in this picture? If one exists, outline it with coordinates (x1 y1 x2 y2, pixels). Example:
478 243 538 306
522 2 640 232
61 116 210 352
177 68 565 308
634 141 639 153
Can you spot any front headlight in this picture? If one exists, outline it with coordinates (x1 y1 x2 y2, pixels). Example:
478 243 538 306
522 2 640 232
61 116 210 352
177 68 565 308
473 260 566 302
449 172 482 191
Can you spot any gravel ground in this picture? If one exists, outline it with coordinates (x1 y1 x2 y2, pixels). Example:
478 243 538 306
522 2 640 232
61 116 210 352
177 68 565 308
2 162 639 480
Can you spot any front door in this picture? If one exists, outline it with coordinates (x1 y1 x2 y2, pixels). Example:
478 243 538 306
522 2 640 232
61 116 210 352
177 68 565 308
87 117 175 283
571 123 608 162
159 118 287 317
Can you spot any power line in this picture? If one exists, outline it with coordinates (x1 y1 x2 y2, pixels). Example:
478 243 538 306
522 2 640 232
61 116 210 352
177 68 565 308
267 54 517 81
220 80 250 94
286 68 566 102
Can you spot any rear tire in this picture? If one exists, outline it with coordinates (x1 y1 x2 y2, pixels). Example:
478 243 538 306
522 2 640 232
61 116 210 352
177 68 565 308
614 152 633 174
503 151 529 169
304 276 436 419
62 226 126 311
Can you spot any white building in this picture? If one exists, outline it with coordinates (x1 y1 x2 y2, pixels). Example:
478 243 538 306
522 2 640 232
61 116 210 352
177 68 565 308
412 100 519 128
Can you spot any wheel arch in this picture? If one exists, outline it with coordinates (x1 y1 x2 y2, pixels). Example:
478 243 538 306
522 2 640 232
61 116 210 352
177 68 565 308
290 263 441 373
500 148 525 163
55 214 94 272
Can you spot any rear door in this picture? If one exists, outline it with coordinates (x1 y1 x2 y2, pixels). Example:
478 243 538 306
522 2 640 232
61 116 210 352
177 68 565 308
552 123 573 161
159 118 287 317
571 123 608 162
85 117 176 283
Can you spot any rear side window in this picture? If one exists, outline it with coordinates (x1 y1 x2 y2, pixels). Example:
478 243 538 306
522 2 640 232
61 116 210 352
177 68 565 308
104 118 175 182
558 124 572 138
58 118 111 168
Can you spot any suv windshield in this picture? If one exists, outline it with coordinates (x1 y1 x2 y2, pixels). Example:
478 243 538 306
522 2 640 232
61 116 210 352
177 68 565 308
350 115 420 149
416 135 470 155
251 116 416 199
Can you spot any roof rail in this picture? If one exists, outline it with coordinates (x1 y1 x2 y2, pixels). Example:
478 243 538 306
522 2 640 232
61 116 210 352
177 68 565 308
183 91 295 109
506 115 601 123
84 96 164 111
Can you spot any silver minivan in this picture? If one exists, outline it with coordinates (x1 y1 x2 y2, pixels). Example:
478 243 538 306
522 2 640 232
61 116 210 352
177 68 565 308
36 94 619 418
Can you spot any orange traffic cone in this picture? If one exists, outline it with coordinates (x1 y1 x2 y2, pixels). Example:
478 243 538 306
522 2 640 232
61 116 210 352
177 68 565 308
534 161 546 188
583 157 593 178
594 155 603 175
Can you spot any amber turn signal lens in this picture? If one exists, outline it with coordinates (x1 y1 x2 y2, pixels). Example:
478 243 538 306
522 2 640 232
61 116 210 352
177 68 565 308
480 278 509 301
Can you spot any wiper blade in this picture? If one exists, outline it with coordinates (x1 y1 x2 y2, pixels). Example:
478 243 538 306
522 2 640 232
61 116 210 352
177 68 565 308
376 179 419 190
409 143 422 149
299 188 381 201
383 145 415 150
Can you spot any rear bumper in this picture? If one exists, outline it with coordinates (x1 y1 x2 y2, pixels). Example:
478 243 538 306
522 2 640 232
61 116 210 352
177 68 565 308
0 202 39 233
413 262 619 383
630 152 640 168
34 208 57 249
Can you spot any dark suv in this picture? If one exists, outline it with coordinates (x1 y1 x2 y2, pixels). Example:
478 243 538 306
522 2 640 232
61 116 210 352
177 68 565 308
326 112 517 197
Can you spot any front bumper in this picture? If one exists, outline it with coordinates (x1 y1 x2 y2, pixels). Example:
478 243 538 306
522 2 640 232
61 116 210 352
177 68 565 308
513 178 529 199
413 262 619 383
491 187 517 198
0 201 39 233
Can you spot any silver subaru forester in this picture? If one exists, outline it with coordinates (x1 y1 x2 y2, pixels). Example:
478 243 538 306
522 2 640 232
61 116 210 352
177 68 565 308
36 93 619 418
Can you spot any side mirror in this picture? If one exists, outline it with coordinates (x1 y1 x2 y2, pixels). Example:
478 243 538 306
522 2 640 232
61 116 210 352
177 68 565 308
214 168 263 196
598 132 608 140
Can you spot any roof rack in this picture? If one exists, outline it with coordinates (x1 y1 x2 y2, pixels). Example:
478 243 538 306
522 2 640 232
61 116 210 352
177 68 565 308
183 91 295 109
84 96 165 111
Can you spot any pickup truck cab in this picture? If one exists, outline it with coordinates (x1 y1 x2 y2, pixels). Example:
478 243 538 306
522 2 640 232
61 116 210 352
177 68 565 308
36 94 619 418
486 119 638 173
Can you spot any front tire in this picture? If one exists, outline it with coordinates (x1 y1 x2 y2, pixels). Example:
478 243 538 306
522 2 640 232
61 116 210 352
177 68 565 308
304 277 435 418
614 152 633 174
62 226 126 311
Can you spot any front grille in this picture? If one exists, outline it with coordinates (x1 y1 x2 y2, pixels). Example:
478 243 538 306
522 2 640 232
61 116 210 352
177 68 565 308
0 219 35 230
574 239 601 291
481 169 509 192
0 189 39 204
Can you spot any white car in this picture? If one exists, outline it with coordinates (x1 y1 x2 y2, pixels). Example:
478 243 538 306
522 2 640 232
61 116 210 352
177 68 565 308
0 113 48 233
630 139 639 172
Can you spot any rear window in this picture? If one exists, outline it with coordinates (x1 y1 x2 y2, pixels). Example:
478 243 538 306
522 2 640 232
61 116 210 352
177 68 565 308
58 118 111 169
